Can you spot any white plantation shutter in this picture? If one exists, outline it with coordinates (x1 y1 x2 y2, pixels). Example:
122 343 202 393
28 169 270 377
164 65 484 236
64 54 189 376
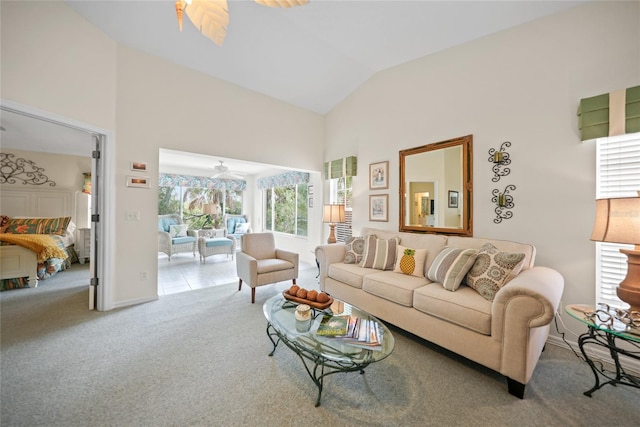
595 132 640 308
329 177 353 242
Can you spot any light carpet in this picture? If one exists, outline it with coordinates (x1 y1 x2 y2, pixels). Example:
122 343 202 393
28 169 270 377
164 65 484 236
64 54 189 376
1 264 639 426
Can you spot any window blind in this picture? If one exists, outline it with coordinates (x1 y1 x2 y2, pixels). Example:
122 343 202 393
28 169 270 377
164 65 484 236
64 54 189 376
595 132 640 308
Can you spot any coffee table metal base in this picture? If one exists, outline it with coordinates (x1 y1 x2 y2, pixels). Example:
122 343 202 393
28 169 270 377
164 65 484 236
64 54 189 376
266 323 370 407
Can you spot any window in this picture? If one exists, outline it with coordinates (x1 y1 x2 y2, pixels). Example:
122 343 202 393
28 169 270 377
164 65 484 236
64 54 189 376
330 176 353 242
158 186 243 229
595 132 640 308
264 184 308 237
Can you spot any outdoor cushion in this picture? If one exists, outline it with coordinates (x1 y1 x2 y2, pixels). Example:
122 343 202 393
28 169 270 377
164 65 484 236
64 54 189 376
204 237 233 247
171 236 196 245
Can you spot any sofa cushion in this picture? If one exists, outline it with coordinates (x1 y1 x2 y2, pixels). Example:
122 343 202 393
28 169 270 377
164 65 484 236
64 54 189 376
413 284 492 335
393 245 428 278
235 222 250 234
465 243 526 301
169 224 188 238
344 236 367 264
363 271 430 307
361 235 399 270
328 263 373 289
427 247 478 291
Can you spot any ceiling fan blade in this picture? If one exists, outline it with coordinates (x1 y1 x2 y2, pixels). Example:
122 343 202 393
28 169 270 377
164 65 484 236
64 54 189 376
185 0 229 46
255 0 309 8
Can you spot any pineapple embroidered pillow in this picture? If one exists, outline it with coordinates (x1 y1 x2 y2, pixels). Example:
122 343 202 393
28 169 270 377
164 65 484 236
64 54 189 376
393 245 428 277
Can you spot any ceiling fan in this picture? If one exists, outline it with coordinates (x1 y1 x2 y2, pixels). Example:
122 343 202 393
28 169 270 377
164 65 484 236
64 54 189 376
211 160 244 179
175 0 309 46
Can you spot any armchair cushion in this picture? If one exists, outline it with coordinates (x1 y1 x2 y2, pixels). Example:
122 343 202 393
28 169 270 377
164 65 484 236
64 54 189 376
169 224 188 237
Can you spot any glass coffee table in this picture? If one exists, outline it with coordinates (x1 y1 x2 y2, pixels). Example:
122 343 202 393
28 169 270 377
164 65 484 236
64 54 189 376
263 294 395 406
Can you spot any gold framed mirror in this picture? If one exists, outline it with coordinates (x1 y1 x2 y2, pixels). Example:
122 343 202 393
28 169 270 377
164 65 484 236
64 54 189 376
399 135 473 236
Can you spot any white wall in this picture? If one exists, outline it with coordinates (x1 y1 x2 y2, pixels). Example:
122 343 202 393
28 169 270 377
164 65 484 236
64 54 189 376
325 1 640 337
1 1 324 307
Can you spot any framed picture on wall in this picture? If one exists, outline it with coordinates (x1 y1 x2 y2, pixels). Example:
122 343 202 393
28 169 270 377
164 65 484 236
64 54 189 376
448 190 459 208
369 161 389 190
369 194 389 222
126 175 150 188
130 162 148 172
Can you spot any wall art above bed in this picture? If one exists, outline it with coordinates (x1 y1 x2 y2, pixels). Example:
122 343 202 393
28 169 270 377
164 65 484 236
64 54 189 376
0 153 56 186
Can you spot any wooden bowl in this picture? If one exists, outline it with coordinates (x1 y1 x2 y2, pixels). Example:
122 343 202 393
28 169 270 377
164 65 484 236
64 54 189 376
283 290 334 309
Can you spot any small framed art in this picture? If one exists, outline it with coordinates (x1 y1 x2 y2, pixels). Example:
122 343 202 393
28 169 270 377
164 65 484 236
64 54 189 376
369 161 389 190
130 161 148 172
127 175 150 188
448 190 459 208
369 194 389 222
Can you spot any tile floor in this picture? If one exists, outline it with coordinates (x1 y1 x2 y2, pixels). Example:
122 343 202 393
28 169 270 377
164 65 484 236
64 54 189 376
157 251 316 296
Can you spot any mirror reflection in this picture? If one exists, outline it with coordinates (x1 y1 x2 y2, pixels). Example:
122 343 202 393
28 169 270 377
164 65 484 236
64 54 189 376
399 135 473 236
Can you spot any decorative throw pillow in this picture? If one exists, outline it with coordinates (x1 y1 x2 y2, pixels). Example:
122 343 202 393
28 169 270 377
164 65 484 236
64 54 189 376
3 217 71 235
393 245 428 277
169 224 188 238
235 222 250 234
361 235 399 270
465 243 526 301
427 247 478 291
344 236 367 264
0 215 9 233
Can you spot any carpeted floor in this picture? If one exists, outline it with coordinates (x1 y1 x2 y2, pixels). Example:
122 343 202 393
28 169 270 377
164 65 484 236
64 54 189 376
1 264 639 426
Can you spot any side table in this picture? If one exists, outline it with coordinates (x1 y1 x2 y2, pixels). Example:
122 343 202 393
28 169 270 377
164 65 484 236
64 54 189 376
565 304 640 397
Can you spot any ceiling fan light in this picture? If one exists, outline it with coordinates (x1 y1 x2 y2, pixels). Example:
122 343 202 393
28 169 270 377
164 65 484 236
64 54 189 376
255 0 309 7
185 0 229 46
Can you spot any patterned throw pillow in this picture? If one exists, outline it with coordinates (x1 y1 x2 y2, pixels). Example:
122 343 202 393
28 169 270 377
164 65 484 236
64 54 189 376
465 243 526 301
393 245 428 277
235 222 250 234
169 224 188 238
361 235 399 270
427 247 478 291
0 215 9 233
4 217 71 235
344 236 367 264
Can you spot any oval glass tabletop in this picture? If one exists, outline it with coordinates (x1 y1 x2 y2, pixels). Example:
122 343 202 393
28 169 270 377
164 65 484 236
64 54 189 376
263 294 395 363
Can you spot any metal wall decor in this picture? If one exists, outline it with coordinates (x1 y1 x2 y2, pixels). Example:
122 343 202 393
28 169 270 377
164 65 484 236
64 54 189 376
0 153 56 186
488 141 511 182
488 142 515 223
492 185 516 223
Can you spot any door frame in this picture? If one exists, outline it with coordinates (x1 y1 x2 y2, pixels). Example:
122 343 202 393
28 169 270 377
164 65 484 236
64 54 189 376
1 99 115 311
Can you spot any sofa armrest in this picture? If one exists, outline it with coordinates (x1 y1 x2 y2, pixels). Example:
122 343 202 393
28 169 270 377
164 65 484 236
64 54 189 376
315 243 346 291
492 266 564 332
491 266 564 384
236 251 258 284
276 249 299 277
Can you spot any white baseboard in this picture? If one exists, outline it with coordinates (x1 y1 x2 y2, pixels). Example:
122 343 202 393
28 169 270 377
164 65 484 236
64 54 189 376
111 295 159 309
547 334 640 376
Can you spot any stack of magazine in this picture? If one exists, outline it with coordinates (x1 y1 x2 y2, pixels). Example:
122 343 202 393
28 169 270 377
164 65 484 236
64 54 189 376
316 315 383 350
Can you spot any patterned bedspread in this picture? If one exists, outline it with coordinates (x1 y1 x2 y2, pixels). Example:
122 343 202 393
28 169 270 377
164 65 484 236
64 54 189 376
0 234 75 290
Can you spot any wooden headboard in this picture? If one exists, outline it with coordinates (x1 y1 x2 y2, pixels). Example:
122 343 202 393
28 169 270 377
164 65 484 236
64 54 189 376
1 188 74 222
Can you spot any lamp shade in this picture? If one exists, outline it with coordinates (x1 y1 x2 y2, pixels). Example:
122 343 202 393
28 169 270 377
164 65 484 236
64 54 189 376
322 204 345 224
591 197 640 246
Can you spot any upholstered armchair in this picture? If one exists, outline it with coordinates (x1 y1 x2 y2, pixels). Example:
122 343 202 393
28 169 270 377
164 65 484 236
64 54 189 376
236 232 298 303
223 214 251 248
158 214 197 261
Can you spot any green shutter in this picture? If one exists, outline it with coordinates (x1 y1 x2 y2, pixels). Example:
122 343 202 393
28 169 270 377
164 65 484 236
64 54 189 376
626 85 640 134
324 156 358 179
578 93 609 141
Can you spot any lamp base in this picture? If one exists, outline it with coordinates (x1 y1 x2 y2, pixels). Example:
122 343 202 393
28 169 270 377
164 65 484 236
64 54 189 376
327 224 337 244
618 248 640 312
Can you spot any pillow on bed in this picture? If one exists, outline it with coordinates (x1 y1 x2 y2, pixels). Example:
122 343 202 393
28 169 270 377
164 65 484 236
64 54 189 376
0 215 9 233
4 217 71 235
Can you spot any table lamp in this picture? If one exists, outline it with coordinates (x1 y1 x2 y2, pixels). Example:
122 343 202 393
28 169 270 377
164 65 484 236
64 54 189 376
590 196 640 312
322 204 345 244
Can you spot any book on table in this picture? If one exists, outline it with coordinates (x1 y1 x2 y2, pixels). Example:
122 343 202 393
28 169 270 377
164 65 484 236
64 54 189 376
316 315 383 349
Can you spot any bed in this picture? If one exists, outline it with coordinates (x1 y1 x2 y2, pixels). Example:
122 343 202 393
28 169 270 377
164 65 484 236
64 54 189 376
0 189 79 290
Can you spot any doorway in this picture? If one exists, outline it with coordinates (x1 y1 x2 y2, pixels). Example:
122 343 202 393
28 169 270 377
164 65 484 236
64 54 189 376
0 100 112 310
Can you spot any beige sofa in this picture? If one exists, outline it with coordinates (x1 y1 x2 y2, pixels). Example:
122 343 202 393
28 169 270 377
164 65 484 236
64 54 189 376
315 227 564 399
